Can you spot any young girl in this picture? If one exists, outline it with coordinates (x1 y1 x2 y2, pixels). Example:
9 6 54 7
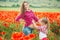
15 1 38 35
32 17 49 40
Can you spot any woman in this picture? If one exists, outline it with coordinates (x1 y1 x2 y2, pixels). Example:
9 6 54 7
15 1 38 35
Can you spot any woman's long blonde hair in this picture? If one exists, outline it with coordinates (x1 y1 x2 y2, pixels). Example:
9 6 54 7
21 1 28 14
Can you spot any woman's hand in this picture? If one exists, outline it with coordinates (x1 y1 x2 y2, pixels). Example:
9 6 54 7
20 19 25 25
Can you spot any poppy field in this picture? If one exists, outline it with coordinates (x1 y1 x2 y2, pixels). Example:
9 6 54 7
0 11 60 40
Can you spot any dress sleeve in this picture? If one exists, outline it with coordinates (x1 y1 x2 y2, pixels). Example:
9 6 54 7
37 26 41 31
41 26 47 31
32 11 38 22
15 14 22 21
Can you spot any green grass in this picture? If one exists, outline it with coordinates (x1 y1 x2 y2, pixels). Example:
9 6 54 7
31 8 60 12
0 7 60 12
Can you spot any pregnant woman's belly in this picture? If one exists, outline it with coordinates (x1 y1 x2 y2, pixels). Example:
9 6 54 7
24 19 34 29
25 21 34 29
29 24 34 29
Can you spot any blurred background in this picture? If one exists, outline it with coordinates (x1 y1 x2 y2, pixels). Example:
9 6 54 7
0 0 60 12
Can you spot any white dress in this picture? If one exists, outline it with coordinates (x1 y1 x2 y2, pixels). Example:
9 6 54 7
39 31 47 39
38 25 47 39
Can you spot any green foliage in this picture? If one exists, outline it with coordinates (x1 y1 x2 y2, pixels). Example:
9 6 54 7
0 0 6 2
50 21 60 35
12 4 20 7
0 21 60 40
57 0 60 1
0 22 23 40
0 0 60 8
33 29 39 40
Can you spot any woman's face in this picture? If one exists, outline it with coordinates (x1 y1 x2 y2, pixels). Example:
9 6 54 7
24 3 29 10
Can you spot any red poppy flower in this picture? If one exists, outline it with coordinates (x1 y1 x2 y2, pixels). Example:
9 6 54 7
19 37 24 40
28 34 36 39
0 36 2 40
3 23 9 28
1 31 6 35
12 32 25 40
12 32 19 38
23 36 30 40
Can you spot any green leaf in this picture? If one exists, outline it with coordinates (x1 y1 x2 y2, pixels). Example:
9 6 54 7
19 24 23 27
9 23 16 28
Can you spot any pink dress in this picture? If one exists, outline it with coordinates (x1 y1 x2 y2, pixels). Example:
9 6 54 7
38 25 48 40
16 10 38 27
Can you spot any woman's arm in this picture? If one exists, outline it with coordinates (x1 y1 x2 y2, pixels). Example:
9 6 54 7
33 14 38 22
31 11 39 22
15 13 22 21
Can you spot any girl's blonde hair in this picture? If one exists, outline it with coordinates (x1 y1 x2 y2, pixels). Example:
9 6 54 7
41 17 50 33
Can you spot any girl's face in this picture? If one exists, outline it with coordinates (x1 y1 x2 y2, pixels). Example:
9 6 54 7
24 3 29 10
41 21 46 25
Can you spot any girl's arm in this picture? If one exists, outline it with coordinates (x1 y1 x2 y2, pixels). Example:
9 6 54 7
32 20 38 29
